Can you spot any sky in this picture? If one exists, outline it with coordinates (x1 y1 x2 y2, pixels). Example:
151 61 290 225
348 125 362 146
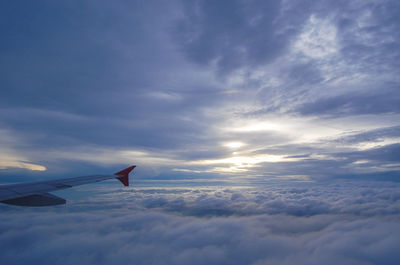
0 0 400 264
0 0 399 182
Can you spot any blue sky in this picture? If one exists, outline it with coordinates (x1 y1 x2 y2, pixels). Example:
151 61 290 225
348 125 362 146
1 1 400 264
1 0 399 183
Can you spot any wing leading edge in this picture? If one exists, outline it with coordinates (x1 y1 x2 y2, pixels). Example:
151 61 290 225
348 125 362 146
0 165 136 207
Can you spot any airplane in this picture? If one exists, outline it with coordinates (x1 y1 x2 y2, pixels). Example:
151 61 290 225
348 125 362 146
0 165 136 207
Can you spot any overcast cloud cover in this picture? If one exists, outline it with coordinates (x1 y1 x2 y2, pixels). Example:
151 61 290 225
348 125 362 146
0 0 399 181
1 0 400 264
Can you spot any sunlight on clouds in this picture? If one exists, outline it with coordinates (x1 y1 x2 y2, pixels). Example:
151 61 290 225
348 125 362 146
191 154 299 173
355 137 400 151
352 160 370 165
224 114 400 149
232 121 282 132
381 163 400 170
207 166 249 173
181 152 311 174
213 154 286 165
223 116 343 145
0 128 47 171
309 154 344 161
223 141 245 148
0 161 46 171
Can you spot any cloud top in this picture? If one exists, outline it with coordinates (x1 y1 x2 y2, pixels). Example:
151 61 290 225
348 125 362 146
1 181 400 265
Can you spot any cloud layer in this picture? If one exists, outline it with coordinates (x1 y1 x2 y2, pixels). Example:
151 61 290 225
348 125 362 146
1 2 399 264
1 181 400 265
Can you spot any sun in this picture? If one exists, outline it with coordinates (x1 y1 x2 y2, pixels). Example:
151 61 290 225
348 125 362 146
223 142 245 149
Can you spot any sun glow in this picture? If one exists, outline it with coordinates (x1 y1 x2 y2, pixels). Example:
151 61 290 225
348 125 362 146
194 154 294 167
223 142 245 148
186 151 307 174
232 122 282 132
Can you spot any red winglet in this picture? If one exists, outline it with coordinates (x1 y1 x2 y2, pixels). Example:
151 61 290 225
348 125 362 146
114 165 136 186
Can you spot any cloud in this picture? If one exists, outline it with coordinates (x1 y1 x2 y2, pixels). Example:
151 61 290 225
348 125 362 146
296 89 400 117
0 127 46 171
293 15 339 59
173 0 307 75
1 181 400 265
0 0 399 182
1 2 399 262
0 161 46 171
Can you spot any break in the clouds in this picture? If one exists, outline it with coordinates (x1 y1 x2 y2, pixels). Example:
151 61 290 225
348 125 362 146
1 181 400 265
1 0 399 181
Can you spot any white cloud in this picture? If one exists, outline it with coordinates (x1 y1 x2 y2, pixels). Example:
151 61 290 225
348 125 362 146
1 181 400 265
293 15 339 59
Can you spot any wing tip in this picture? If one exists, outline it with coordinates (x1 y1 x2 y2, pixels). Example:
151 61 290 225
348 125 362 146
114 165 136 186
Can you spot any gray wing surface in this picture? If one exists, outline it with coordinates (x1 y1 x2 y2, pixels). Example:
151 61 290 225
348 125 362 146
0 165 135 206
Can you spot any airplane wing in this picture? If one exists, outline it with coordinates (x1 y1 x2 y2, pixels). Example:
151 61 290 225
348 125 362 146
0 165 136 207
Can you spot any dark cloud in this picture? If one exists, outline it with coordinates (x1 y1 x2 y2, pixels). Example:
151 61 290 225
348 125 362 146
296 89 400 117
0 0 399 182
335 0 400 70
345 143 400 163
173 0 309 75
335 126 400 144
0 0 228 166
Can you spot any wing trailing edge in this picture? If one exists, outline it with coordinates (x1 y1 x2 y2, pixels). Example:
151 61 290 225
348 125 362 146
0 165 136 207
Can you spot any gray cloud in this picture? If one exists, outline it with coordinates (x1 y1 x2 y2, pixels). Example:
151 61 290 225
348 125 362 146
0 0 399 182
173 0 309 75
1 182 400 265
335 126 400 144
296 89 400 117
